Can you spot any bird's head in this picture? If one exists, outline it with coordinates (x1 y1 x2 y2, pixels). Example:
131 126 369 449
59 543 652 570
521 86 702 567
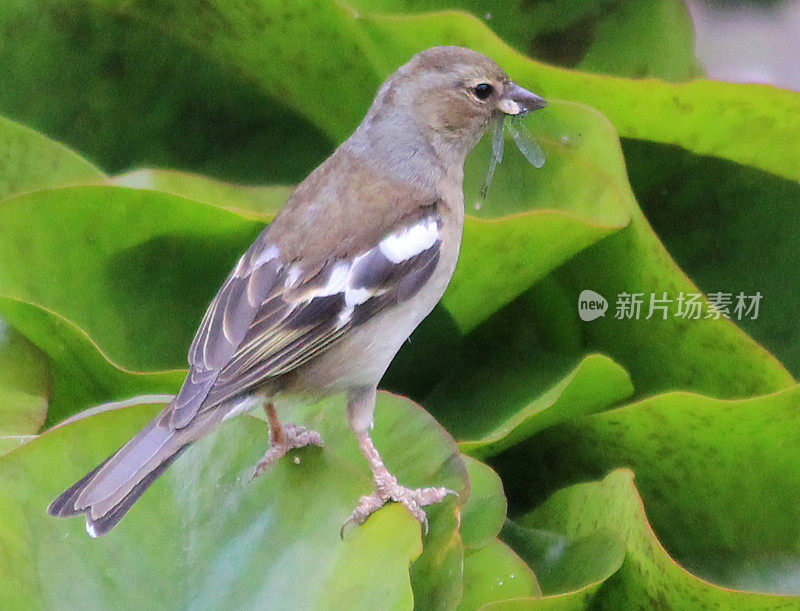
353 46 547 180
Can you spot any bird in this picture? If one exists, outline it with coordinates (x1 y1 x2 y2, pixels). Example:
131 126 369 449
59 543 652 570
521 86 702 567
48 45 547 537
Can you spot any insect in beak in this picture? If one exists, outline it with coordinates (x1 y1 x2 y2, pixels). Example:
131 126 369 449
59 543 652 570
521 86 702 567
481 84 547 198
497 82 548 115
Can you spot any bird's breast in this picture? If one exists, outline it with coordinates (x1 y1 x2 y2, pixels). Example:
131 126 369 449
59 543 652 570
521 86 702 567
283 209 464 393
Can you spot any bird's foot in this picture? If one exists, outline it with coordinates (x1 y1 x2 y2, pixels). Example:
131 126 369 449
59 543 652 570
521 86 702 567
252 423 323 478
342 470 456 535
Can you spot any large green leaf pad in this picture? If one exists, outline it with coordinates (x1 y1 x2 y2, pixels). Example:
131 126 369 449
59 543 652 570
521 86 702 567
0 392 468 609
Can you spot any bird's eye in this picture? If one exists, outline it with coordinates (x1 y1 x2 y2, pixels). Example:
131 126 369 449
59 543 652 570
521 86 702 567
473 83 494 100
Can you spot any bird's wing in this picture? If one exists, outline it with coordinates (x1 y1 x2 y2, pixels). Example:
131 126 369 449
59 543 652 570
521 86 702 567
165 207 442 429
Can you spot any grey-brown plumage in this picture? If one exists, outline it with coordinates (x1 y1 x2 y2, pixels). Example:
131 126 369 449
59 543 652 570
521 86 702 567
48 46 547 536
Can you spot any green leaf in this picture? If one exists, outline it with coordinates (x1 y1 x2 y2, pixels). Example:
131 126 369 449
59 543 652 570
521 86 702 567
0 300 183 426
526 203 793 399
680 554 800 598
0 115 103 200
0 322 50 437
345 0 699 81
426 217 787 452
460 456 507 550
505 470 800 607
0 185 262 423
0 186 263 373
0 435 35 456
0 111 110 434
409 479 465 608
0 1 333 182
460 539 541 610
0 391 468 609
431 348 633 459
110 169 292 218
574 0 700 81
626 139 800 377
457 458 542 609
500 386 800 596
501 524 624 596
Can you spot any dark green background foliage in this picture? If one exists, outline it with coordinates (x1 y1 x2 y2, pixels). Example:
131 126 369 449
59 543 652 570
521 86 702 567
1 1 799 608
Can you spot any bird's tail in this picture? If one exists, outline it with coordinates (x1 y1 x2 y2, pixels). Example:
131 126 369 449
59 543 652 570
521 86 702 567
48 415 191 537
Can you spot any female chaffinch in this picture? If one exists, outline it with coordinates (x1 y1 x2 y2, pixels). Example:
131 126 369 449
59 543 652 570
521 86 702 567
49 45 547 537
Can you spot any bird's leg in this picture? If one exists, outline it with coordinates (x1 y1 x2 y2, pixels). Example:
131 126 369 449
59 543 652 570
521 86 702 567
342 386 455 534
252 402 323 477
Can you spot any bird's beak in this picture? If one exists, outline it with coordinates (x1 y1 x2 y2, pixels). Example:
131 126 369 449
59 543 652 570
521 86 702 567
497 82 548 115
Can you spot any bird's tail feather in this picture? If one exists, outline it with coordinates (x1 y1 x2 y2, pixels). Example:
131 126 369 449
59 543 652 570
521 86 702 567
48 415 191 537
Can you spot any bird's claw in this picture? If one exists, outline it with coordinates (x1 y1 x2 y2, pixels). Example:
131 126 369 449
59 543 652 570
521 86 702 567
251 423 323 479
341 483 456 537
